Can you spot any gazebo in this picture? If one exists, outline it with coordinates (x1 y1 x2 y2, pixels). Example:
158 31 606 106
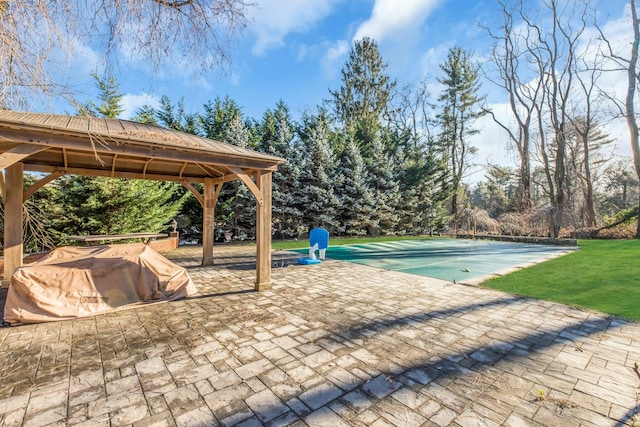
0 111 284 290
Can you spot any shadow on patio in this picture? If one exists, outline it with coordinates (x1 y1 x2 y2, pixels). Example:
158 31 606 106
0 244 638 426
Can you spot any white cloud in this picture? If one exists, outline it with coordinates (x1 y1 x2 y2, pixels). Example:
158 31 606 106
120 93 160 120
67 41 103 76
320 40 349 79
250 0 343 55
353 0 442 42
420 45 448 73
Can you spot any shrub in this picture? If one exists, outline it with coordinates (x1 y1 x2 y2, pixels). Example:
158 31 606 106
497 209 549 237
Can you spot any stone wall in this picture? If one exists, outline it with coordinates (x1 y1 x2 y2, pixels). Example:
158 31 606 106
457 233 577 246
148 232 179 252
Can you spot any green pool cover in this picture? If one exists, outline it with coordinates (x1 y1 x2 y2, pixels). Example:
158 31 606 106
295 238 574 283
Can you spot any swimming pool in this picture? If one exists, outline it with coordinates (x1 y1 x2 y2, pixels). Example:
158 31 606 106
297 238 576 283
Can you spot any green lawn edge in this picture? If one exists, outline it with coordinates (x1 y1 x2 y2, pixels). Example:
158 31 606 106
480 239 640 322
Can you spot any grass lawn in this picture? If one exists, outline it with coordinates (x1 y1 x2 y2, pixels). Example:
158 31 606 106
482 239 640 321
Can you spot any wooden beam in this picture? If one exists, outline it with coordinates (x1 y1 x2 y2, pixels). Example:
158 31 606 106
197 162 228 177
178 162 188 177
0 144 47 170
4 163 23 280
0 128 281 171
201 178 217 266
142 158 153 177
255 171 273 290
23 171 64 201
229 167 264 206
214 180 223 202
180 180 204 207
111 153 119 177
23 164 209 184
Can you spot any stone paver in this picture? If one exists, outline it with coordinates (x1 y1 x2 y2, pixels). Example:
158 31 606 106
1 244 639 426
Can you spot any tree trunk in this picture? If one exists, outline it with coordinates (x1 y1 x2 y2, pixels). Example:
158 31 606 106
637 199 640 238
515 148 532 211
629 1 640 238
582 139 597 227
552 133 567 238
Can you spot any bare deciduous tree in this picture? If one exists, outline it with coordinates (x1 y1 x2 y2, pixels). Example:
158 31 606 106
0 0 252 109
517 0 589 237
599 0 640 237
484 0 543 212
567 52 610 228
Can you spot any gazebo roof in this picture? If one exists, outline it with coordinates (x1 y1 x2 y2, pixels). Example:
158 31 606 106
0 110 283 183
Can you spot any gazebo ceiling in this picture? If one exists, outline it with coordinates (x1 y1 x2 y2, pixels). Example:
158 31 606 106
0 111 283 183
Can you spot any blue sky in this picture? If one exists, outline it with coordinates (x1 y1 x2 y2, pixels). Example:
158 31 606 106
68 0 505 119
58 0 633 182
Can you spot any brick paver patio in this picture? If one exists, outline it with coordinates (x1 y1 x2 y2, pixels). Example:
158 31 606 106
0 245 638 426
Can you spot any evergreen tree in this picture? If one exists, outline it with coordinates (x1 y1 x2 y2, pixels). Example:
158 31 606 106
157 95 200 134
367 136 401 233
470 180 510 218
298 116 339 232
256 107 278 156
223 113 255 238
437 46 485 225
282 139 307 238
255 101 305 238
329 37 396 157
394 136 451 235
77 72 125 118
335 138 376 235
131 104 159 125
200 96 242 141
274 110 305 239
394 149 421 233
49 177 185 237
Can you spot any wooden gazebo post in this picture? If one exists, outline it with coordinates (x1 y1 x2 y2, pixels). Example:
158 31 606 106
3 163 24 280
202 177 216 266
255 171 273 290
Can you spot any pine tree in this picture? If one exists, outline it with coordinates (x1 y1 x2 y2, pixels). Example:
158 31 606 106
131 104 159 125
329 37 396 157
50 176 185 237
335 138 375 235
223 113 255 238
77 72 125 118
274 111 304 238
254 101 305 238
437 47 485 225
393 136 451 235
298 116 339 232
201 96 242 141
281 140 307 238
367 136 401 233
157 95 200 134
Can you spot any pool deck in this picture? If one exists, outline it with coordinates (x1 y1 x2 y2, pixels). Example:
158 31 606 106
0 244 638 426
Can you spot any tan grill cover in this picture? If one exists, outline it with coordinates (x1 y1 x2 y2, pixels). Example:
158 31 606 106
3 244 197 325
